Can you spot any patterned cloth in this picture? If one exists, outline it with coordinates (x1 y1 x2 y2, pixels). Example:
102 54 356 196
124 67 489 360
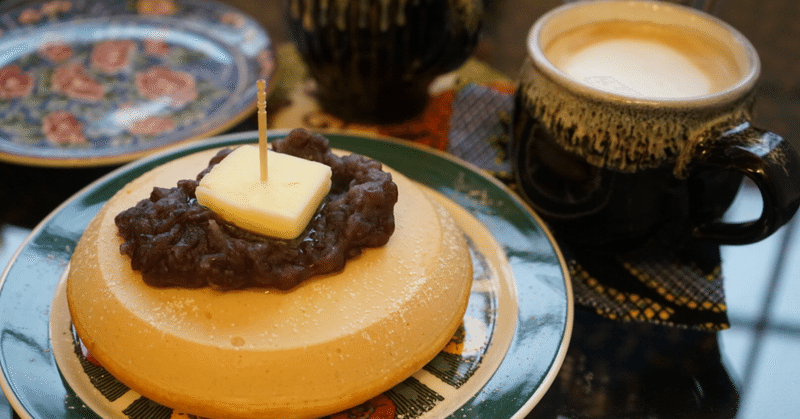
447 82 514 179
567 243 728 330
269 45 729 331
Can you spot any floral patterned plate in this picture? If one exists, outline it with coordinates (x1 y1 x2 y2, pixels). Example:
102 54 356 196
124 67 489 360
0 0 275 167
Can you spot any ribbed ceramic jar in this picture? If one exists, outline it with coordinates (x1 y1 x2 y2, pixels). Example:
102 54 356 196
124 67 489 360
285 0 482 123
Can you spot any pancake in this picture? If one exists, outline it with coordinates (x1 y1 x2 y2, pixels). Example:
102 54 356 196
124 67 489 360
66 146 473 419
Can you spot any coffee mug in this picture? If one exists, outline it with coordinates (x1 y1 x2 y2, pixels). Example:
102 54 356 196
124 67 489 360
511 0 800 250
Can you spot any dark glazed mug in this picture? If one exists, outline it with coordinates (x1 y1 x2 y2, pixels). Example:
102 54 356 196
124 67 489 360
511 1 800 251
284 0 482 124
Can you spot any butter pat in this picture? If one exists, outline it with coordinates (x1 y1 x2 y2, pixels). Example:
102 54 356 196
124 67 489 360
196 145 332 239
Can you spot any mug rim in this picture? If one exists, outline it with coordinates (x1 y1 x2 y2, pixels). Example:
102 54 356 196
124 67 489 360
527 0 760 108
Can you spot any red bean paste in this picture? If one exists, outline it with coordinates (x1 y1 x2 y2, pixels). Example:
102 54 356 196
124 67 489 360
115 128 398 290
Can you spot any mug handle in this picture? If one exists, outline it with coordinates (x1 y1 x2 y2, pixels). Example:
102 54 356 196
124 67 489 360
691 122 800 244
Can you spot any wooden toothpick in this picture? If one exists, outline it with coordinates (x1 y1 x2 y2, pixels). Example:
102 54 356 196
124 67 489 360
257 79 268 182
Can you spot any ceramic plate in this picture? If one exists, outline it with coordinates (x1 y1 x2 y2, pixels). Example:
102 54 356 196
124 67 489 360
0 131 573 419
0 0 275 167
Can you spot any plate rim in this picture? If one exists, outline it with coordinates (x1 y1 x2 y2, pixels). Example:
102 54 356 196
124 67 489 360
0 129 573 419
0 0 275 168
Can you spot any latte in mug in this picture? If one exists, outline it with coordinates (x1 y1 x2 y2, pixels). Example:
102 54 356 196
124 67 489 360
543 21 743 99
511 0 800 250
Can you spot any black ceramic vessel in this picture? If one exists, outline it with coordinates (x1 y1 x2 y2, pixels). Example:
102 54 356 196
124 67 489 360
285 0 483 124
509 1 800 252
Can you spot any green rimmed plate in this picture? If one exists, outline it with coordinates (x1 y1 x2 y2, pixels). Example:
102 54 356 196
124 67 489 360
0 130 572 418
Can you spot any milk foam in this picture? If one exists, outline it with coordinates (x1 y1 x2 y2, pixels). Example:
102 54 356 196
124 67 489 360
544 21 742 99
559 39 712 98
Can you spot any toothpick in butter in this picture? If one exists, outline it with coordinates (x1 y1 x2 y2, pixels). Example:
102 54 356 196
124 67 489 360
257 79 268 182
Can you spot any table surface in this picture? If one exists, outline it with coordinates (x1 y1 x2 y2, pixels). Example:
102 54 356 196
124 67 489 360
2 0 799 418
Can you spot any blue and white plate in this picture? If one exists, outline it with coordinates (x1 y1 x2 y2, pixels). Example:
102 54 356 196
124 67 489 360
0 0 274 167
